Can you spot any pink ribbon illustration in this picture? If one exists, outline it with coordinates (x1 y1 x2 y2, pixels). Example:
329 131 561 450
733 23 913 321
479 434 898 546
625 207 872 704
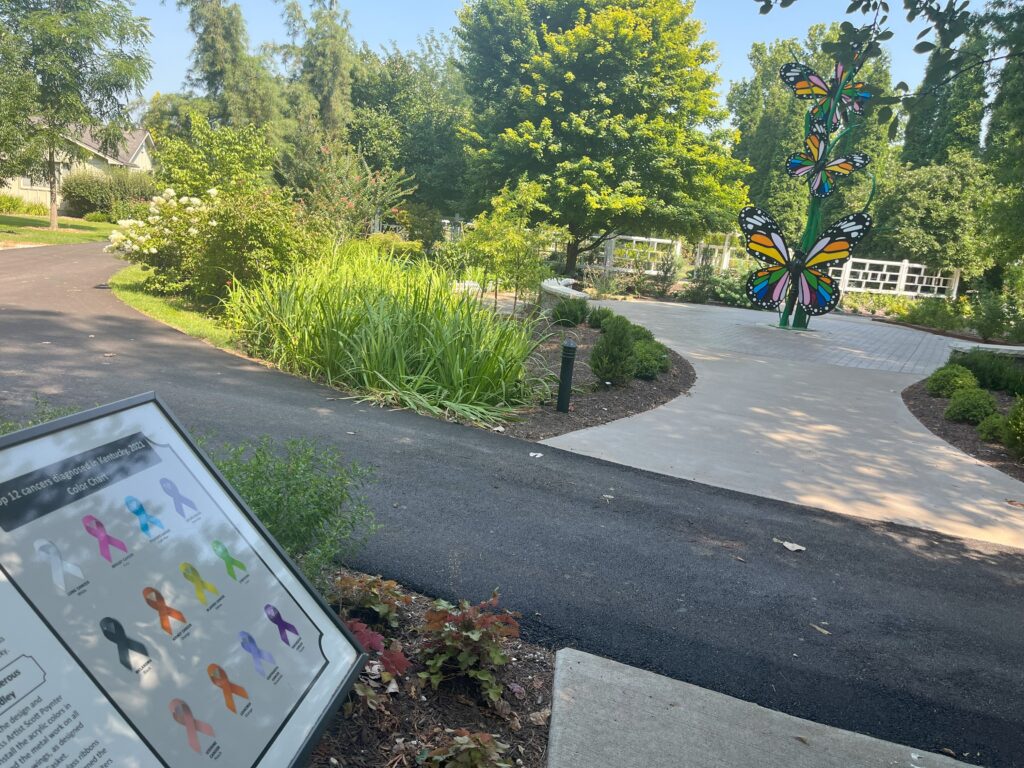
82 515 127 562
169 699 214 753
264 604 299 645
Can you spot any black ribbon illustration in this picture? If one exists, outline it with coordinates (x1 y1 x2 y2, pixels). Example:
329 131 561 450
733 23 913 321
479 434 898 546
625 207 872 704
100 617 150 671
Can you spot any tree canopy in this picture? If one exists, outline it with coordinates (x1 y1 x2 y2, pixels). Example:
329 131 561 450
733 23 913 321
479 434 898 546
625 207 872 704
457 0 749 272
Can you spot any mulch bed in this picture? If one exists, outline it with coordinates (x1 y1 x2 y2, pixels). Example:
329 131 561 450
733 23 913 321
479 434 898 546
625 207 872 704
498 323 696 441
902 380 1024 483
310 568 554 768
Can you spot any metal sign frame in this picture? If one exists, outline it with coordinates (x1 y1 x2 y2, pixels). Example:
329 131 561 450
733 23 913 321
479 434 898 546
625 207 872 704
0 391 367 768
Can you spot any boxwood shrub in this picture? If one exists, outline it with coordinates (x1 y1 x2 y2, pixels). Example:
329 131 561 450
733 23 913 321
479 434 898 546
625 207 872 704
925 364 978 398
943 388 997 425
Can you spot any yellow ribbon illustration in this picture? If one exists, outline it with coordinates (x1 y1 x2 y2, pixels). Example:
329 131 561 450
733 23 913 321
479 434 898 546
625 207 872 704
180 562 219 605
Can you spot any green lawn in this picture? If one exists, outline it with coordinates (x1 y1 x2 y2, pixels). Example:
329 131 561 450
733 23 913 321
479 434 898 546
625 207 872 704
0 213 116 245
109 265 238 351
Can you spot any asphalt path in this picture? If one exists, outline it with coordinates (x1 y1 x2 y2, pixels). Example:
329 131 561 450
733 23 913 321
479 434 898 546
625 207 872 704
2 243 1022 767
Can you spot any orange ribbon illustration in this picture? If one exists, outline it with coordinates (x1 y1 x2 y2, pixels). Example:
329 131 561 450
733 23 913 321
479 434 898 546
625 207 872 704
208 664 249 713
143 587 187 634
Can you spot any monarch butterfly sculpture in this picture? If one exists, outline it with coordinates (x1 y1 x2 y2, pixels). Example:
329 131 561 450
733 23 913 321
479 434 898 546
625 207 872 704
743 29 881 329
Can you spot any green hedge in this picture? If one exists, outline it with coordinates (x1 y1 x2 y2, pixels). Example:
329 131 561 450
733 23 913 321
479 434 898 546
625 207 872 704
949 349 1024 396
61 168 158 217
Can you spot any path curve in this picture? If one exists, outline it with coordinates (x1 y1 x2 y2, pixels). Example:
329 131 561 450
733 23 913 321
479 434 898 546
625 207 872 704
546 300 1024 550
2 245 1023 766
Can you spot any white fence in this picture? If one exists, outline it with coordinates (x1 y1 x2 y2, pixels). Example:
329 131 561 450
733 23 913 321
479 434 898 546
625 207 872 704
826 258 961 298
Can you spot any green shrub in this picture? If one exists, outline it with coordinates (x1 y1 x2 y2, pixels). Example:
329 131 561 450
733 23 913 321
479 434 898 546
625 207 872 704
365 232 424 260
943 388 997 425
83 211 111 223
897 297 970 332
977 413 1007 443
110 199 151 223
590 315 636 384
949 349 1024 396
633 339 671 380
629 323 655 343
925 364 978 397
973 290 1008 341
108 185 320 301
587 306 615 330
551 297 589 327
1005 398 1024 459
333 573 411 628
0 193 47 216
202 436 374 590
225 241 542 423
61 170 112 215
419 591 520 702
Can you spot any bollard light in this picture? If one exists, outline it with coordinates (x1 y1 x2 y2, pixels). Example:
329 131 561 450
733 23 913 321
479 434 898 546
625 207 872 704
557 338 578 413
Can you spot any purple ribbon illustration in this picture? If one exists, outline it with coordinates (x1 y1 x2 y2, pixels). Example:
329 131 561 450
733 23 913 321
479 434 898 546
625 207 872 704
82 515 128 562
161 477 198 518
34 539 84 593
125 496 164 537
264 604 299 645
239 631 275 676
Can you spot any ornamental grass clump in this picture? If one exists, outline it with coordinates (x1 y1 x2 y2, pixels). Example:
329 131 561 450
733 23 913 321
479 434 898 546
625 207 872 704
224 241 542 423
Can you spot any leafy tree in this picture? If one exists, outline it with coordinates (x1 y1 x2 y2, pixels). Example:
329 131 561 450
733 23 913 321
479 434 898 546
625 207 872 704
298 0 357 136
727 24 895 236
0 0 151 229
902 21 988 165
154 116 274 196
871 152 993 278
0 26 40 186
457 0 748 274
142 92 216 141
352 34 471 214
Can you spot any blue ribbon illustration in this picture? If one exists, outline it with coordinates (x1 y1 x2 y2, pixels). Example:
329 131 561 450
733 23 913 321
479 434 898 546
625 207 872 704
125 496 164 537
239 631 275 676
160 477 198 518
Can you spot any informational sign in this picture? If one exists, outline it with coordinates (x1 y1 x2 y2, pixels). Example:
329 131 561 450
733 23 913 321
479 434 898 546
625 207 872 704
0 394 365 768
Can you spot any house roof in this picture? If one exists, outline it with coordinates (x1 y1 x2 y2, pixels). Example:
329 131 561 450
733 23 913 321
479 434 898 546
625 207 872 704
69 127 153 167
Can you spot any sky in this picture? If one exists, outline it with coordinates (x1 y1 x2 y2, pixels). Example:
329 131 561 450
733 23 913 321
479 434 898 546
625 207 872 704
134 0 932 104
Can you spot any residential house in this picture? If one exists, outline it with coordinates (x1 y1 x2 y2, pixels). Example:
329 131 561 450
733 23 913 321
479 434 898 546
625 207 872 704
1 127 155 209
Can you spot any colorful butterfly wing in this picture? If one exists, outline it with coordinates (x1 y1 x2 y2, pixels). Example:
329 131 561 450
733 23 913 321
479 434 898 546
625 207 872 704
824 152 871 177
802 212 873 270
786 123 827 179
738 207 792 268
795 267 841 315
780 63 829 99
747 266 791 310
841 81 872 114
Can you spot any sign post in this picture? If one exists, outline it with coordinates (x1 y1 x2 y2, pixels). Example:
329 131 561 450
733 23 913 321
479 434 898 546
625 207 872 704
0 393 365 768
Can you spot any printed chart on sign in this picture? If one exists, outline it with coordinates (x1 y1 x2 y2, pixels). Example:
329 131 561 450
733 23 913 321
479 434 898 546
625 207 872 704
0 398 361 768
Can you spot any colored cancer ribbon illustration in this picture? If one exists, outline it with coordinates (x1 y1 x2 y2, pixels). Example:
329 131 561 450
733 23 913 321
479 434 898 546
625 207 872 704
211 540 247 580
161 477 198 518
180 562 219 605
34 539 84 593
82 515 128 562
125 495 165 538
208 664 249 713
100 617 149 671
169 699 215 753
264 604 299 645
239 631 275 676
143 587 187 635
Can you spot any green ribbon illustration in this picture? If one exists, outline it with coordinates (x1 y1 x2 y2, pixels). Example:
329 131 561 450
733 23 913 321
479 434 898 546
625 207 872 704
211 540 247 581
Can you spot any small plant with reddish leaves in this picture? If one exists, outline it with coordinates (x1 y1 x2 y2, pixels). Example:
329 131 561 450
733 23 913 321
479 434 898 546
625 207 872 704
335 573 412 628
343 619 412 718
416 730 511 768
418 591 520 702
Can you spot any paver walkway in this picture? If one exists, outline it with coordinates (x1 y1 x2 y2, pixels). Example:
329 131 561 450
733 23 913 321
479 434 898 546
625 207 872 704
546 302 1024 550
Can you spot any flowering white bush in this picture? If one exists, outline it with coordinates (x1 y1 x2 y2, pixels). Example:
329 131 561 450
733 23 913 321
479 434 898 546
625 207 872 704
106 185 319 300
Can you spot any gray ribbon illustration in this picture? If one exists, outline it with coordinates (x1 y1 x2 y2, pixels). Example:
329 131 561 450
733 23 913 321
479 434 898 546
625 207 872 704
34 539 84 593
100 617 150 671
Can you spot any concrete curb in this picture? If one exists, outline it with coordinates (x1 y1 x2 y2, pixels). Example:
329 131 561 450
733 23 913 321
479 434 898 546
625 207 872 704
547 649 977 768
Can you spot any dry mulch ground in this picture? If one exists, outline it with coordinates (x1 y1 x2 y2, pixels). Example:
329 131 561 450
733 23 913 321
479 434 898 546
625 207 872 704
499 323 696 441
310 568 554 768
902 380 1024 483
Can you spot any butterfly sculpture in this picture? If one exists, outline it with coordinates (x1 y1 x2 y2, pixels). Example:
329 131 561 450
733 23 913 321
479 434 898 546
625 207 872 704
741 206 872 316
780 61 872 130
786 121 871 198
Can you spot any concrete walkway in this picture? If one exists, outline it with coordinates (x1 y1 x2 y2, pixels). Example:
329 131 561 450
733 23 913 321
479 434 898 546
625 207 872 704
545 302 1024 550
548 649 975 768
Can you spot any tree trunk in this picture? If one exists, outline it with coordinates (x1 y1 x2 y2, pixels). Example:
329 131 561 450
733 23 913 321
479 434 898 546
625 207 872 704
47 149 58 231
565 239 581 276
